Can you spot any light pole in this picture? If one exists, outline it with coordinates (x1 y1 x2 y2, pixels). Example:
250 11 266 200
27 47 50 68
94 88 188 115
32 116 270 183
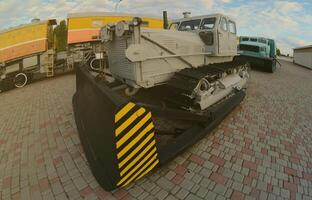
115 0 123 12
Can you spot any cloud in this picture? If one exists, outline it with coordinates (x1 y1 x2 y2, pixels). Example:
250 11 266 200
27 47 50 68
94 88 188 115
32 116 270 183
275 1 302 13
221 0 232 3
201 0 214 10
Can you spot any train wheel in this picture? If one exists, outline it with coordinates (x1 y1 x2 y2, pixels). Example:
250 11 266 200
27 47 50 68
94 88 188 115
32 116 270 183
14 73 28 88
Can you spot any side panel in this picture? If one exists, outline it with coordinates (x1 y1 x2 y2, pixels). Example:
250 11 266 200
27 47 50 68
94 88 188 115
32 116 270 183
0 23 49 63
0 39 47 63
0 23 48 49
217 17 229 54
23 55 39 68
294 51 312 69
268 39 276 58
68 29 100 44
5 63 20 74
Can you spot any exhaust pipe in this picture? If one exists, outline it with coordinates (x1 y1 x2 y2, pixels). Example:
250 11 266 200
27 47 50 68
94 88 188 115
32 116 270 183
183 12 191 18
163 11 168 29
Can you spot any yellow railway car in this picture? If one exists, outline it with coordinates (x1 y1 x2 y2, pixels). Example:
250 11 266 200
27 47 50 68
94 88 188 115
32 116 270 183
67 12 163 45
0 19 56 63
0 19 73 91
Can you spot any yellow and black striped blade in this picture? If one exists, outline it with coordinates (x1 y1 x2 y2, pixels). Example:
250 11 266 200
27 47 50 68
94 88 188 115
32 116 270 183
114 102 159 187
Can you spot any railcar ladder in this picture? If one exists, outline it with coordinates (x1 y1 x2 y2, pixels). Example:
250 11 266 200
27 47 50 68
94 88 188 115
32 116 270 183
46 51 54 77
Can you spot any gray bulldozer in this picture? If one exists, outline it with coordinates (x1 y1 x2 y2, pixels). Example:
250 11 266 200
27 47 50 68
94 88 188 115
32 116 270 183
72 13 249 191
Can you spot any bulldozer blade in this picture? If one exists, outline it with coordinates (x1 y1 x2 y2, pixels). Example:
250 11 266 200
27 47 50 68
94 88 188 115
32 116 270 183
73 65 245 191
73 65 160 191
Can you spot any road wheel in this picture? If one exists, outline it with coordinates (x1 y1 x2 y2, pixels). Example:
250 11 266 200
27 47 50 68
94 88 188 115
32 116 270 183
14 72 28 88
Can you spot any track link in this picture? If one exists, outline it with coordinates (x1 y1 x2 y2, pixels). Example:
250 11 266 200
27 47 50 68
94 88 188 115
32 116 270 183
165 60 246 110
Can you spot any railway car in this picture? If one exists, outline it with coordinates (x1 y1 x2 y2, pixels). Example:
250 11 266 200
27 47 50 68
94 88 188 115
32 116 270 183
0 19 56 63
67 12 164 69
0 19 72 91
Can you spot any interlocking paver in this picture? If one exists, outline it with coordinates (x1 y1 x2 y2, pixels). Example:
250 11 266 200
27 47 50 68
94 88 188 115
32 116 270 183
176 188 189 199
0 60 312 199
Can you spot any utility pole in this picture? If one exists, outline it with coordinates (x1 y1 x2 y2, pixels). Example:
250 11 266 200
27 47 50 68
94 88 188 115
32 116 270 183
115 0 123 12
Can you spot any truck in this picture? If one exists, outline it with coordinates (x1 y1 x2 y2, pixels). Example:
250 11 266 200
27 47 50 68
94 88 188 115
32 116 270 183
237 36 277 73
72 13 250 191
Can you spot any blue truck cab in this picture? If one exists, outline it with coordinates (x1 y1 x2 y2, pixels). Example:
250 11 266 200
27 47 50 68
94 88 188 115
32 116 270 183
237 37 277 72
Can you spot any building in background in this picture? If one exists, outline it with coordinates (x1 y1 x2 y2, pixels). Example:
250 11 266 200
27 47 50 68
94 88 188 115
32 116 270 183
293 45 312 69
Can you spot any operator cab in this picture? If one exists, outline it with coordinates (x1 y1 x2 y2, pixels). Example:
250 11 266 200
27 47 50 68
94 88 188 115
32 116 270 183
169 13 237 56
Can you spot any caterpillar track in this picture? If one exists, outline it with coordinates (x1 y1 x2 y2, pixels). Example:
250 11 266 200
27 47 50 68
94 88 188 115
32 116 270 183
166 60 248 110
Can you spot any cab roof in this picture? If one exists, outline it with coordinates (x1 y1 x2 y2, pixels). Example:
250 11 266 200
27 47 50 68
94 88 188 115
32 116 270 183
172 13 235 23
240 36 273 41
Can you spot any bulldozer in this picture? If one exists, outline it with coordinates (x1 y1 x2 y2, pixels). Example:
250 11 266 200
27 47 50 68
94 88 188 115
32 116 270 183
72 13 249 191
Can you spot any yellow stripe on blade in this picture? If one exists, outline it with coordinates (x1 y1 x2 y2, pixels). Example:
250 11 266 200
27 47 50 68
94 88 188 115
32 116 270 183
116 115 152 149
120 147 156 176
117 153 158 186
122 156 159 187
118 133 155 163
115 108 146 136
134 159 159 183
115 102 135 123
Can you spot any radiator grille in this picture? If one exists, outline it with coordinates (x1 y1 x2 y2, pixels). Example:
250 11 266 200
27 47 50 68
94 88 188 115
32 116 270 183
239 44 259 52
106 37 136 80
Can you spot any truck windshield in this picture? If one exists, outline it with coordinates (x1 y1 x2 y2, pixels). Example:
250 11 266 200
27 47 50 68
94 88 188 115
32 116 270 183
179 19 201 31
258 38 267 44
200 18 216 29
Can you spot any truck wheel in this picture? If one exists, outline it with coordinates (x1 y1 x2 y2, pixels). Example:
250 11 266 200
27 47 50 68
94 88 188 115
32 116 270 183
265 60 275 73
14 73 28 88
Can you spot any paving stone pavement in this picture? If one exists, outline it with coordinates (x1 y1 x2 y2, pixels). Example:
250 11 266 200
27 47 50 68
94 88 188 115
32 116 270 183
0 60 312 200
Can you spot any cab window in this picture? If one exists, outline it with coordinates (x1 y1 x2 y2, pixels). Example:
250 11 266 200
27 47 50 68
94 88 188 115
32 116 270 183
200 18 216 29
228 21 236 34
219 17 227 31
258 38 267 44
242 37 249 41
179 19 201 31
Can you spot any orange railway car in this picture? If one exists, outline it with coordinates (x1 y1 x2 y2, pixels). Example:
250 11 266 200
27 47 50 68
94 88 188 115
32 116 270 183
0 19 73 91
67 12 163 45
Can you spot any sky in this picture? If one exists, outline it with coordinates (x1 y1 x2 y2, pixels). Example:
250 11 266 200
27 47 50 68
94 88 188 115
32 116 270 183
0 0 311 55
